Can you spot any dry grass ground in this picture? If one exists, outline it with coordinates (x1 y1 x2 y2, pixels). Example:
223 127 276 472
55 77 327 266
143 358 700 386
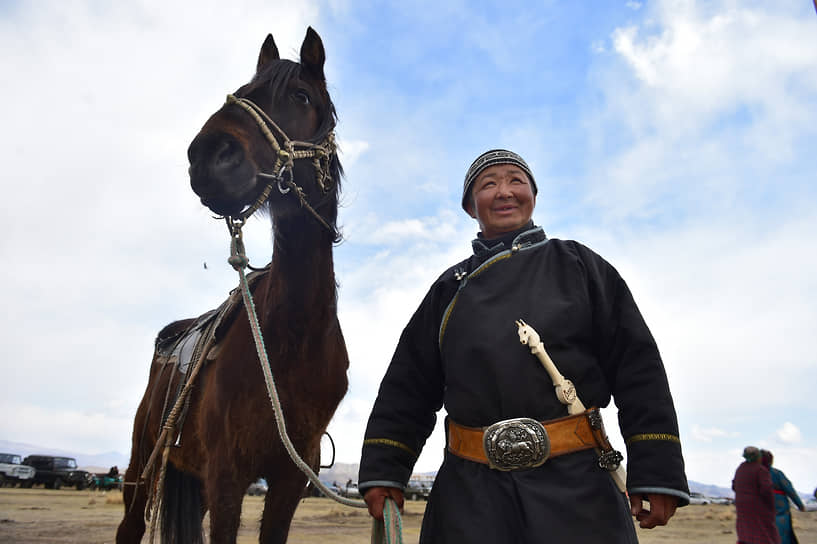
1 487 815 543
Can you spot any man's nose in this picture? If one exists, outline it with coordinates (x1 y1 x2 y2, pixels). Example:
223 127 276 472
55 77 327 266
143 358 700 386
496 181 513 197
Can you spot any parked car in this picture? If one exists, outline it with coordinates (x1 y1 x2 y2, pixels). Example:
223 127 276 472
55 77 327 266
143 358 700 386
0 453 36 487
405 479 432 501
804 499 817 512
341 481 361 499
247 478 268 496
688 492 711 505
22 455 93 490
323 481 343 496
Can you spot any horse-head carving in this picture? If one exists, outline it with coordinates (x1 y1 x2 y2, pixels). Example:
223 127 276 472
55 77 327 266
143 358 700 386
188 27 340 236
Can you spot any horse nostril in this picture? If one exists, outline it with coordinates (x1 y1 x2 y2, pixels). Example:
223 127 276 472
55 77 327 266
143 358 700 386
214 139 241 170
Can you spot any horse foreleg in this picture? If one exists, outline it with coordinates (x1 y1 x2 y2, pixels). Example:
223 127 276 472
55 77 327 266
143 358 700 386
115 466 147 544
259 466 310 544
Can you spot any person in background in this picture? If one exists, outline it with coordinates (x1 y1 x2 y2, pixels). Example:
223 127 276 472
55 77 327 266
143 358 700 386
733 446 780 544
358 149 689 543
761 449 805 544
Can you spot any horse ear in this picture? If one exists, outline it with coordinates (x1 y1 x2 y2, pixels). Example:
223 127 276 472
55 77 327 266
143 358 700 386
256 34 280 73
300 27 326 81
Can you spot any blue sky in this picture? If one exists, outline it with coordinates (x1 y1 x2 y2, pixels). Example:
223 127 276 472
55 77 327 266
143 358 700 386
1 0 816 493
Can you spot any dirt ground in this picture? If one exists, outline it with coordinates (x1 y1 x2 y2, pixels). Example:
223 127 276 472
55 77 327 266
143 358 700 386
1 487 816 543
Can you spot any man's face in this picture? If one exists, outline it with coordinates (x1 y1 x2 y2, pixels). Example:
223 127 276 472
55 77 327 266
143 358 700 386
466 163 535 239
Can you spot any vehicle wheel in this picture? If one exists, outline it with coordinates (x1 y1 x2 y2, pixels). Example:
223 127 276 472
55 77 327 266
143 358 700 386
0 474 6 487
20 480 33 488
76 480 86 491
53 478 62 490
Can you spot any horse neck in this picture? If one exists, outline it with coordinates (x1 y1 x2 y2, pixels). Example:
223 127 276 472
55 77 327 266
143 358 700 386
261 216 338 329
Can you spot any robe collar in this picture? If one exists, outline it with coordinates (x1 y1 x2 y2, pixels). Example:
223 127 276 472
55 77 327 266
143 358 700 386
471 221 547 260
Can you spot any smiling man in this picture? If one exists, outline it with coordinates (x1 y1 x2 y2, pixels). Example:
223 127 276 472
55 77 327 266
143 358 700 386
464 159 536 238
358 149 689 543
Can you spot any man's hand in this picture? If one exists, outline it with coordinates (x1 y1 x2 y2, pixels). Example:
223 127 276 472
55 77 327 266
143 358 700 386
630 493 678 529
363 486 405 521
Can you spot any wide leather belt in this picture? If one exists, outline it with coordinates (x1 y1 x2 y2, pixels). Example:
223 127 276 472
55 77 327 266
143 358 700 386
447 408 614 471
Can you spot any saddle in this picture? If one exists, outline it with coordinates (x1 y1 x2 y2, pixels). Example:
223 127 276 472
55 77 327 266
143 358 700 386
151 266 269 441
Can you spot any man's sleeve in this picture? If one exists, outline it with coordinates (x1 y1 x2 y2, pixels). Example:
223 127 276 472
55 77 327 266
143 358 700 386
358 281 450 491
576 242 690 504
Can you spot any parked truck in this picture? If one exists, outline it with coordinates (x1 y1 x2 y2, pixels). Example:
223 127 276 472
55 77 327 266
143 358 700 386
22 455 92 490
0 453 36 487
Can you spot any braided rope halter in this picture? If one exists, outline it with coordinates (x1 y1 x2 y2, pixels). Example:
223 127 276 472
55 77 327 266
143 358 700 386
223 93 338 237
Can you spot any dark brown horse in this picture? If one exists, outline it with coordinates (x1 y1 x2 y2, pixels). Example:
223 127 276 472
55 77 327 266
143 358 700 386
116 28 349 544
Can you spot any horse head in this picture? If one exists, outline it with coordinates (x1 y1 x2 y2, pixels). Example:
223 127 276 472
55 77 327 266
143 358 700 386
515 319 540 347
188 28 341 236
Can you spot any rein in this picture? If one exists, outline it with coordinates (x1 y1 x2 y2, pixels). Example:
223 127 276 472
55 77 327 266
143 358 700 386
228 221 403 544
224 94 337 238
220 94 402 539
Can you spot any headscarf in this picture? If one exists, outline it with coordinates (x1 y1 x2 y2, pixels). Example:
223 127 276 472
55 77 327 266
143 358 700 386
742 446 761 463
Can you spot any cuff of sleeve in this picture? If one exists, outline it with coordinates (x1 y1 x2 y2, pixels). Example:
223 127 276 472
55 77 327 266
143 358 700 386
628 486 690 507
358 480 405 493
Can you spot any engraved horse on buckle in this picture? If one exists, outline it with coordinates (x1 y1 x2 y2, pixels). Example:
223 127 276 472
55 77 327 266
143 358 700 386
482 418 550 471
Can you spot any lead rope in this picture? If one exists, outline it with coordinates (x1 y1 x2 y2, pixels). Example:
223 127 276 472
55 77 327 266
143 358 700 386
227 219 403 544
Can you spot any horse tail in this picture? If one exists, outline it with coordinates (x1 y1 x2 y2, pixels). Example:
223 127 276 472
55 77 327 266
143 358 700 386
160 463 204 544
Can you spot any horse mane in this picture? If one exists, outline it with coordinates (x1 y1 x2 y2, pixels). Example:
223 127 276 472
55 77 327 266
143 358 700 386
242 59 344 243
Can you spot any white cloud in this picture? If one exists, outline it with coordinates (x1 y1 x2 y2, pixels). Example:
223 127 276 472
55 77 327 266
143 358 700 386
608 2 817 137
776 422 802 445
691 425 739 443
337 138 370 167
0 402 135 455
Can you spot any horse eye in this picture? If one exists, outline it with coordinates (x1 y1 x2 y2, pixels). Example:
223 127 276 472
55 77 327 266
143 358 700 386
293 89 311 105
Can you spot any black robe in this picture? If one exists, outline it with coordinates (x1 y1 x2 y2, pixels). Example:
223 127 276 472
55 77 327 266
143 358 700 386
359 225 689 543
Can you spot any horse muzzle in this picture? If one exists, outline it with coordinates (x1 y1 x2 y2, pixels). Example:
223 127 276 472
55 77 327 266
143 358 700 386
188 131 263 216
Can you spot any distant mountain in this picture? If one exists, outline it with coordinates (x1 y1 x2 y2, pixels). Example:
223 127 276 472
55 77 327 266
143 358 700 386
688 479 814 503
315 462 359 486
0 439 129 471
315 463 438 486
688 480 733 499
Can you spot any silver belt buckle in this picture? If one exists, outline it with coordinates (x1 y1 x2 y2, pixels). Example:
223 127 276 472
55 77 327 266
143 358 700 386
483 418 550 471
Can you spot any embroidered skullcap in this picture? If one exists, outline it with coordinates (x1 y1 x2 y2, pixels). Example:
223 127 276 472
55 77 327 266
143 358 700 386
461 149 537 211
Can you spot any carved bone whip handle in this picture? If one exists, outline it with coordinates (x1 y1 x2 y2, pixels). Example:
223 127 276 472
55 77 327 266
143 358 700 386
515 319 583 415
515 319 627 493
